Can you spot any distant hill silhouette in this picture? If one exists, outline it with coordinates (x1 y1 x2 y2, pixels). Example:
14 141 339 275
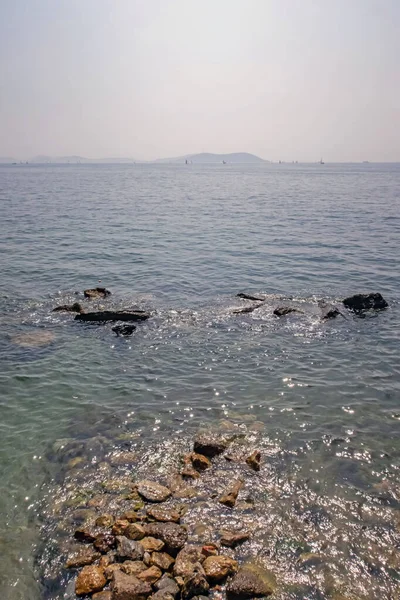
156 152 267 164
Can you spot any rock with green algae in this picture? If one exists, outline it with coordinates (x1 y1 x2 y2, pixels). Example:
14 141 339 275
226 562 276 599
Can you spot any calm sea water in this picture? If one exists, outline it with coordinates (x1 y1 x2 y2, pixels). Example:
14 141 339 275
1 162 400 599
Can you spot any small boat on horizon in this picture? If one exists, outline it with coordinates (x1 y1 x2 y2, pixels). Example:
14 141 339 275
320 158 325 164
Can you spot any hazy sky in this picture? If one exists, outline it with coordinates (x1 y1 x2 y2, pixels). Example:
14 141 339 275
0 0 399 161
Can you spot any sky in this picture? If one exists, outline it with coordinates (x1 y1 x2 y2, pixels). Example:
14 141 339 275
0 0 399 162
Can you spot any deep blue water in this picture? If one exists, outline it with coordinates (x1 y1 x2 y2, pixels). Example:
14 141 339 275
0 162 400 599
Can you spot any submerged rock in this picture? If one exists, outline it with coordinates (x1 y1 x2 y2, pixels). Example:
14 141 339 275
52 302 84 313
111 570 152 600
219 479 243 508
75 565 106 596
233 303 264 315
144 523 188 553
220 530 250 548
11 330 55 348
245 450 261 472
343 292 388 312
146 506 181 523
84 287 111 299
112 324 137 336
202 555 238 582
226 563 276 599
75 311 150 323
66 546 101 568
193 434 228 458
137 480 172 503
237 293 265 301
321 307 342 320
273 306 301 317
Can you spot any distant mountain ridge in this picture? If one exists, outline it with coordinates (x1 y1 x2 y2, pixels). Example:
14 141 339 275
0 152 268 164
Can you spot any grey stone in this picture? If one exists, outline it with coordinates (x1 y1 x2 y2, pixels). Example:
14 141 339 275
116 536 145 561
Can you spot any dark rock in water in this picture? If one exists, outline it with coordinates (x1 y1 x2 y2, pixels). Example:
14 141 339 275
75 565 107 596
220 530 250 548
226 563 276 599
84 287 112 299
321 307 342 320
137 480 172 502
111 570 152 600
343 293 388 312
182 571 210 599
219 479 243 508
75 311 150 323
116 536 145 561
233 303 263 315
189 453 211 472
273 306 301 317
202 555 238 582
144 523 188 553
237 293 265 301
246 450 261 471
74 526 101 543
193 434 228 458
112 324 137 336
52 302 84 314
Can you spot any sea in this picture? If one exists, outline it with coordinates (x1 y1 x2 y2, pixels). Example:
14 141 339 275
0 162 399 600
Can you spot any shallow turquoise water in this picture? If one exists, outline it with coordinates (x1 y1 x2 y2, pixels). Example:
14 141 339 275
0 162 400 599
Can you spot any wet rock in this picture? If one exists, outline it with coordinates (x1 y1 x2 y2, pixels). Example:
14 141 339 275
174 546 204 579
121 561 148 576
321 307 342 320
112 324 137 336
146 506 181 523
74 526 100 543
111 570 152 600
66 546 101 568
181 465 200 479
150 552 175 571
233 304 263 315
220 530 250 548
75 565 106 596
137 480 172 503
226 563 276 599
123 511 140 523
201 545 218 558
93 592 112 600
297 552 324 568
203 555 238 582
94 533 116 553
246 450 261 471
219 479 243 508
96 514 115 528
84 287 112 299
75 311 150 323
181 572 210 599
109 451 137 466
273 307 301 317
144 523 188 553
138 566 163 584
112 520 130 536
343 292 388 312
193 434 228 458
155 574 180 596
125 523 146 541
140 537 165 553
150 592 175 600
190 453 211 471
116 536 145 561
237 293 265 301
52 302 84 313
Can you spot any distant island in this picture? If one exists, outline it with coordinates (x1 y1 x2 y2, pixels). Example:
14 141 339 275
0 152 268 164
155 152 268 164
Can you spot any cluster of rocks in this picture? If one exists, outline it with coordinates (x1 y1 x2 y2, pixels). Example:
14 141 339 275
235 292 388 319
64 435 273 600
52 288 150 336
